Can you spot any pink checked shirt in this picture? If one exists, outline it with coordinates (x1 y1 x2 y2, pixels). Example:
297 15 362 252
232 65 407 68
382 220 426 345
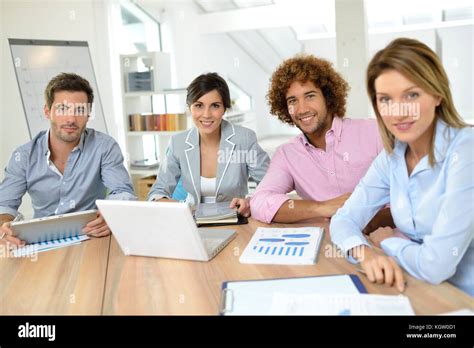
250 117 383 223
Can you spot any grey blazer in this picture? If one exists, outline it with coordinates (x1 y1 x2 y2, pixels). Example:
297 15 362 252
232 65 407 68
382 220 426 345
147 119 270 206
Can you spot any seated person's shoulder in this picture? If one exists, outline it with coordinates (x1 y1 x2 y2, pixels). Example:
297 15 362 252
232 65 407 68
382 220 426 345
233 124 258 143
85 129 118 149
450 125 474 153
10 130 47 160
166 129 192 154
273 135 304 157
161 128 195 156
171 128 191 143
341 118 381 150
456 124 474 139
233 123 255 135
342 117 378 130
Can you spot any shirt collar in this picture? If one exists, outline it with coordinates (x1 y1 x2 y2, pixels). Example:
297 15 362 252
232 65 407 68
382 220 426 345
42 128 88 157
329 115 343 140
392 120 452 164
299 116 343 146
186 119 233 147
75 129 87 152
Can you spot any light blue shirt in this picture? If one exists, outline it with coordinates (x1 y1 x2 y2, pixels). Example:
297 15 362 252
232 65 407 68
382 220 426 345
330 120 474 296
0 128 137 218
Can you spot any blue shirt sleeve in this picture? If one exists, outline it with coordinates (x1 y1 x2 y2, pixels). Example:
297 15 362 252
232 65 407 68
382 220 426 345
380 129 474 285
0 148 28 217
101 138 137 201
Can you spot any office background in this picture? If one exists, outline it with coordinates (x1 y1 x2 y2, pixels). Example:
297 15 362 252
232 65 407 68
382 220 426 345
0 0 473 219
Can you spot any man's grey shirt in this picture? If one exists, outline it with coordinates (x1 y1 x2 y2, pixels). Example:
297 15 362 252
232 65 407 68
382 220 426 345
0 128 136 218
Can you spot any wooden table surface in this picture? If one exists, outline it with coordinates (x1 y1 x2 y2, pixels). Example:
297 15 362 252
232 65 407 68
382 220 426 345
1 218 473 315
0 236 110 315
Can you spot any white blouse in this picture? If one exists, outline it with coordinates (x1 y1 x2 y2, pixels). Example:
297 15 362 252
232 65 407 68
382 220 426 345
200 176 216 203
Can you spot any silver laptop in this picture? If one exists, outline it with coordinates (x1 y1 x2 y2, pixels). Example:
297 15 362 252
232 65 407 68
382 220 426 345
95 200 236 262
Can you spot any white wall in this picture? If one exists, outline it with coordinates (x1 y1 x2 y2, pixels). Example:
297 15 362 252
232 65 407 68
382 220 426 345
142 3 473 135
437 25 473 122
1 0 471 178
302 25 473 121
0 0 118 217
0 1 5 169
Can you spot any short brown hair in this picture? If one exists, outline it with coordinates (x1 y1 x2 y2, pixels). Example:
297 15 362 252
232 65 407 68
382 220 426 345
186 72 231 110
44 72 94 109
366 37 467 166
267 54 349 125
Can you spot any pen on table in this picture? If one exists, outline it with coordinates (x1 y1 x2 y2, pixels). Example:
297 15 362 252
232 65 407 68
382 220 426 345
356 267 408 289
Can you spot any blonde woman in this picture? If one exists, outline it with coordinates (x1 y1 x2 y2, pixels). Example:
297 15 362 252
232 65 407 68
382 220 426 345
330 38 473 295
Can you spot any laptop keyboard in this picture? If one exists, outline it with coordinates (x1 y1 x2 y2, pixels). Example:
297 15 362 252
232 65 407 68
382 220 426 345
202 238 224 254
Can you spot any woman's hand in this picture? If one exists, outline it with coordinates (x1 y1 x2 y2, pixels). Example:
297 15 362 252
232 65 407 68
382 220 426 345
229 197 251 217
368 226 396 248
351 245 405 292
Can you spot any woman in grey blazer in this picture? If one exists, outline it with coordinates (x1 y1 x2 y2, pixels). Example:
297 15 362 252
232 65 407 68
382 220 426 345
147 73 270 216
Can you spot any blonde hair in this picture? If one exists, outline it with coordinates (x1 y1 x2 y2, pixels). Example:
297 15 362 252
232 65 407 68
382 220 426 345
366 38 468 166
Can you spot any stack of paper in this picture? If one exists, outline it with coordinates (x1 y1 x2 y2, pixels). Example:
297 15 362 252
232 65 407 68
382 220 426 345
239 227 324 265
11 235 90 257
220 274 366 315
269 293 415 315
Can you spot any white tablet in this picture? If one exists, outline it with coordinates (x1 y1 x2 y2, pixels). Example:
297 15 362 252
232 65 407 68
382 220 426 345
11 209 98 244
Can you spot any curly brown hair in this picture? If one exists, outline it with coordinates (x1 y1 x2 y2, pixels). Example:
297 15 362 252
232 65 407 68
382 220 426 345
267 54 349 125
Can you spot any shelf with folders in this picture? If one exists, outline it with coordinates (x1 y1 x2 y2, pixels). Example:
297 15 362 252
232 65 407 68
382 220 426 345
120 52 190 180
128 112 187 133
124 92 189 177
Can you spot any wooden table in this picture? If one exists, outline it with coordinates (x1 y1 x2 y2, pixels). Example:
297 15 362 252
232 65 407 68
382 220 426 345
0 236 110 315
1 218 472 315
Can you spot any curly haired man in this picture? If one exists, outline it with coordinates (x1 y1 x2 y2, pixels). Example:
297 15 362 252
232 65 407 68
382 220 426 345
251 54 393 231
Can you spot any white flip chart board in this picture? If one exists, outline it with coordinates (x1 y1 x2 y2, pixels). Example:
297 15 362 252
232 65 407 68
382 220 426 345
9 39 108 138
